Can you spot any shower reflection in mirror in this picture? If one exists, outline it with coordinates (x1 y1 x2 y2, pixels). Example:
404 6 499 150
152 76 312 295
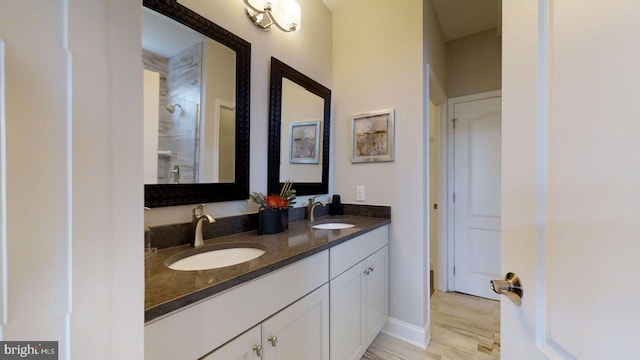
142 8 236 185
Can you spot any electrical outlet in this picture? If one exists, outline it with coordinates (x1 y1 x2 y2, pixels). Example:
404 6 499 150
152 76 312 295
356 185 365 201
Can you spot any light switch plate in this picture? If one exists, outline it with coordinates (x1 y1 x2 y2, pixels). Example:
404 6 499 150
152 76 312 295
356 186 365 201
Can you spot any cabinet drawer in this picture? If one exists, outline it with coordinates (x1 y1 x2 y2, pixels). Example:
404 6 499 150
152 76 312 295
330 225 388 280
145 250 329 360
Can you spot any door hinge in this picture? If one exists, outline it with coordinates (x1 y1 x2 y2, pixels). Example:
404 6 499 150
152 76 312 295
453 266 456 276
453 193 456 202
452 118 457 129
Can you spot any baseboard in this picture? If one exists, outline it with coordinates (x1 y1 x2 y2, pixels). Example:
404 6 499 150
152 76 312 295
381 317 430 349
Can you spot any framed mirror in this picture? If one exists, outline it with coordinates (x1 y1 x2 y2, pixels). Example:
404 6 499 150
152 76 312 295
143 0 250 207
268 57 331 196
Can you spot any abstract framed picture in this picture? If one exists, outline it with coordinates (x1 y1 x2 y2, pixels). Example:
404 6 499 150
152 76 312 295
289 120 321 164
351 108 395 163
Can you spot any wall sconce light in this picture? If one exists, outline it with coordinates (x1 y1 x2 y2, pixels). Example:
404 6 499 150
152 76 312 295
244 0 301 32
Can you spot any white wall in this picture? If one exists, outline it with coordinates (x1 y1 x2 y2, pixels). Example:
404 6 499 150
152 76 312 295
279 79 324 183
144 70 160 183
0 0 143 358
424 0 447 93
329 0 445 347
446 28 501 97
146 0 333 226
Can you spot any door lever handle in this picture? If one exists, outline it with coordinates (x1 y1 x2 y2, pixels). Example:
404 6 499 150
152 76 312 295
490 272 523 305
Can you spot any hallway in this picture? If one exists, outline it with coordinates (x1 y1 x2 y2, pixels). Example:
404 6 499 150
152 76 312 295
362 291 500 359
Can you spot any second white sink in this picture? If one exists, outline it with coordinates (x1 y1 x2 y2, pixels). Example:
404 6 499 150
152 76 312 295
312 223 355 230
168 247 265 271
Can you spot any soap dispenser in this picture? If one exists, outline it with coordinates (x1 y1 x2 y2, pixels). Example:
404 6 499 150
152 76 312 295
330 194 343 215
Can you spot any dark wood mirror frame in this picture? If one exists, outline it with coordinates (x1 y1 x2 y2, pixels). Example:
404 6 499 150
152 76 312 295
268 57 331 196
143 0 251 207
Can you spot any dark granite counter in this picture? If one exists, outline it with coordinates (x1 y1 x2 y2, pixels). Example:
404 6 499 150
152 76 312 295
145 215 390 322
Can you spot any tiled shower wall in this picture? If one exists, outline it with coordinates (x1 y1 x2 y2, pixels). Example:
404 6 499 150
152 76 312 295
143 43 202 184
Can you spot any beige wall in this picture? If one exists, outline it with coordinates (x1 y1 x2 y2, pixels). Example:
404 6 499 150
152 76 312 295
424 0 447 91
446 28 501 98
330 0 444 346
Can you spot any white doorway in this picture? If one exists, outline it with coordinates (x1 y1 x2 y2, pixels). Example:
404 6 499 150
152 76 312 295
448 91 501 300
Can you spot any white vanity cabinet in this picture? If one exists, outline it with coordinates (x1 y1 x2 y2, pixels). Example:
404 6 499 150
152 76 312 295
203 284 329 360
145 251 328 360
261 284 329 360
329 226 389 360
201 325 261 360
145 223 389 360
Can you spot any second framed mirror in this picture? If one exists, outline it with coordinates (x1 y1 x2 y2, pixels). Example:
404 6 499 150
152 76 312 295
268 57 331 196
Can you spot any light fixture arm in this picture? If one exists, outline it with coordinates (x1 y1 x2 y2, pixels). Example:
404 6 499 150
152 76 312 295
244 0 300 32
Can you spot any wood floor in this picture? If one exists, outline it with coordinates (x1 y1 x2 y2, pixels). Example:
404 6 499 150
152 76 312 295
362 291 500 360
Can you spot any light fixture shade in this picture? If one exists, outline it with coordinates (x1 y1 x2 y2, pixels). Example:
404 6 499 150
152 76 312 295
283 0 301 31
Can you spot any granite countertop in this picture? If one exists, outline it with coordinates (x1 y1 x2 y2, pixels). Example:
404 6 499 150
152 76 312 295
145 215 390 322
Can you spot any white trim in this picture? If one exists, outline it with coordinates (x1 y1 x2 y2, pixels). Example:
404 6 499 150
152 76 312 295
436 103 447 292
426 67 449 294
533 1 572 358
381 317 429 349
445 90 502 291
0 39 7 327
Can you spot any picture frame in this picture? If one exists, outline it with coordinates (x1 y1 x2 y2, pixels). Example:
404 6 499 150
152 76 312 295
351 108 395 163
289 120 321 164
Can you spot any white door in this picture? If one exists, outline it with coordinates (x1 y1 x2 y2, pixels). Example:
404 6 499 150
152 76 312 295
501 1 640 359
452 92 502 299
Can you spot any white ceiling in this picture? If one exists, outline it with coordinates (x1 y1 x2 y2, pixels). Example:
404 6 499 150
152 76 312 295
432 0 502 41
142 8 205 58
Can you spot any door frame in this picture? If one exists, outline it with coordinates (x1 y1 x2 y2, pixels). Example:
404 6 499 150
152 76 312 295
444 90 502 291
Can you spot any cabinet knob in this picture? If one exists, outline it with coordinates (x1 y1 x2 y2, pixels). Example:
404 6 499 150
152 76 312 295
253 344 263 356
364 269 370 276
369 266 374 273
268 335 278 347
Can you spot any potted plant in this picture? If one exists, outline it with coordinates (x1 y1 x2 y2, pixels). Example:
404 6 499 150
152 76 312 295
251 180 296 235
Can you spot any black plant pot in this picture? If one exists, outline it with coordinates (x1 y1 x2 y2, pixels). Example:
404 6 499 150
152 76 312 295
258 209 289 235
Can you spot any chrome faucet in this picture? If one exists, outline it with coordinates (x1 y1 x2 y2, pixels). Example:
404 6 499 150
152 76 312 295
171 165 181 184
308 196 326 223
193 204 215 247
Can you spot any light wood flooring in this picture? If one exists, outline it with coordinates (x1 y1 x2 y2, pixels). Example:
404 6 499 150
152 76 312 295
362 291 500 360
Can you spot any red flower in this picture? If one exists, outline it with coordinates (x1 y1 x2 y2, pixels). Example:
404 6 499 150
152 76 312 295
264 195 289 209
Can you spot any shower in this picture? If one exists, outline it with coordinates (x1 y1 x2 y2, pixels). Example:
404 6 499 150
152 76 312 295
165 103 182 113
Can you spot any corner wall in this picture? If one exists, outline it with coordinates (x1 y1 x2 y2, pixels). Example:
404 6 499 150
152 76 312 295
329 0 444 347
0 0 143 358
446 28 502 98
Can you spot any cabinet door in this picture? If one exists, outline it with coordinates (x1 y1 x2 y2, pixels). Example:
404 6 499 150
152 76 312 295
365 246 389 346
330 261 366 360
262 284 329 360
202 325 261 360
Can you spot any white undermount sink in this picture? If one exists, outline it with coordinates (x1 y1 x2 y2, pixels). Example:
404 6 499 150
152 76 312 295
312 223 355 230
167 246 265 271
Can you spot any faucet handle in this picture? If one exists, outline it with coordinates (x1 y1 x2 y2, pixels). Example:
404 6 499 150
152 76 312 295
193 204 205 218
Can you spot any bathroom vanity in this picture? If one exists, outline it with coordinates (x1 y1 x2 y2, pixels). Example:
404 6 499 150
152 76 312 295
144 216 389 359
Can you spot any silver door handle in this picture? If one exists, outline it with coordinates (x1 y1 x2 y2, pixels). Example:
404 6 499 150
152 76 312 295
490 272 523 305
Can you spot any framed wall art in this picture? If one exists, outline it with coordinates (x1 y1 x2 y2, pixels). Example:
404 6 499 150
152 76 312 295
289 120 320 164
351 108 395 163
